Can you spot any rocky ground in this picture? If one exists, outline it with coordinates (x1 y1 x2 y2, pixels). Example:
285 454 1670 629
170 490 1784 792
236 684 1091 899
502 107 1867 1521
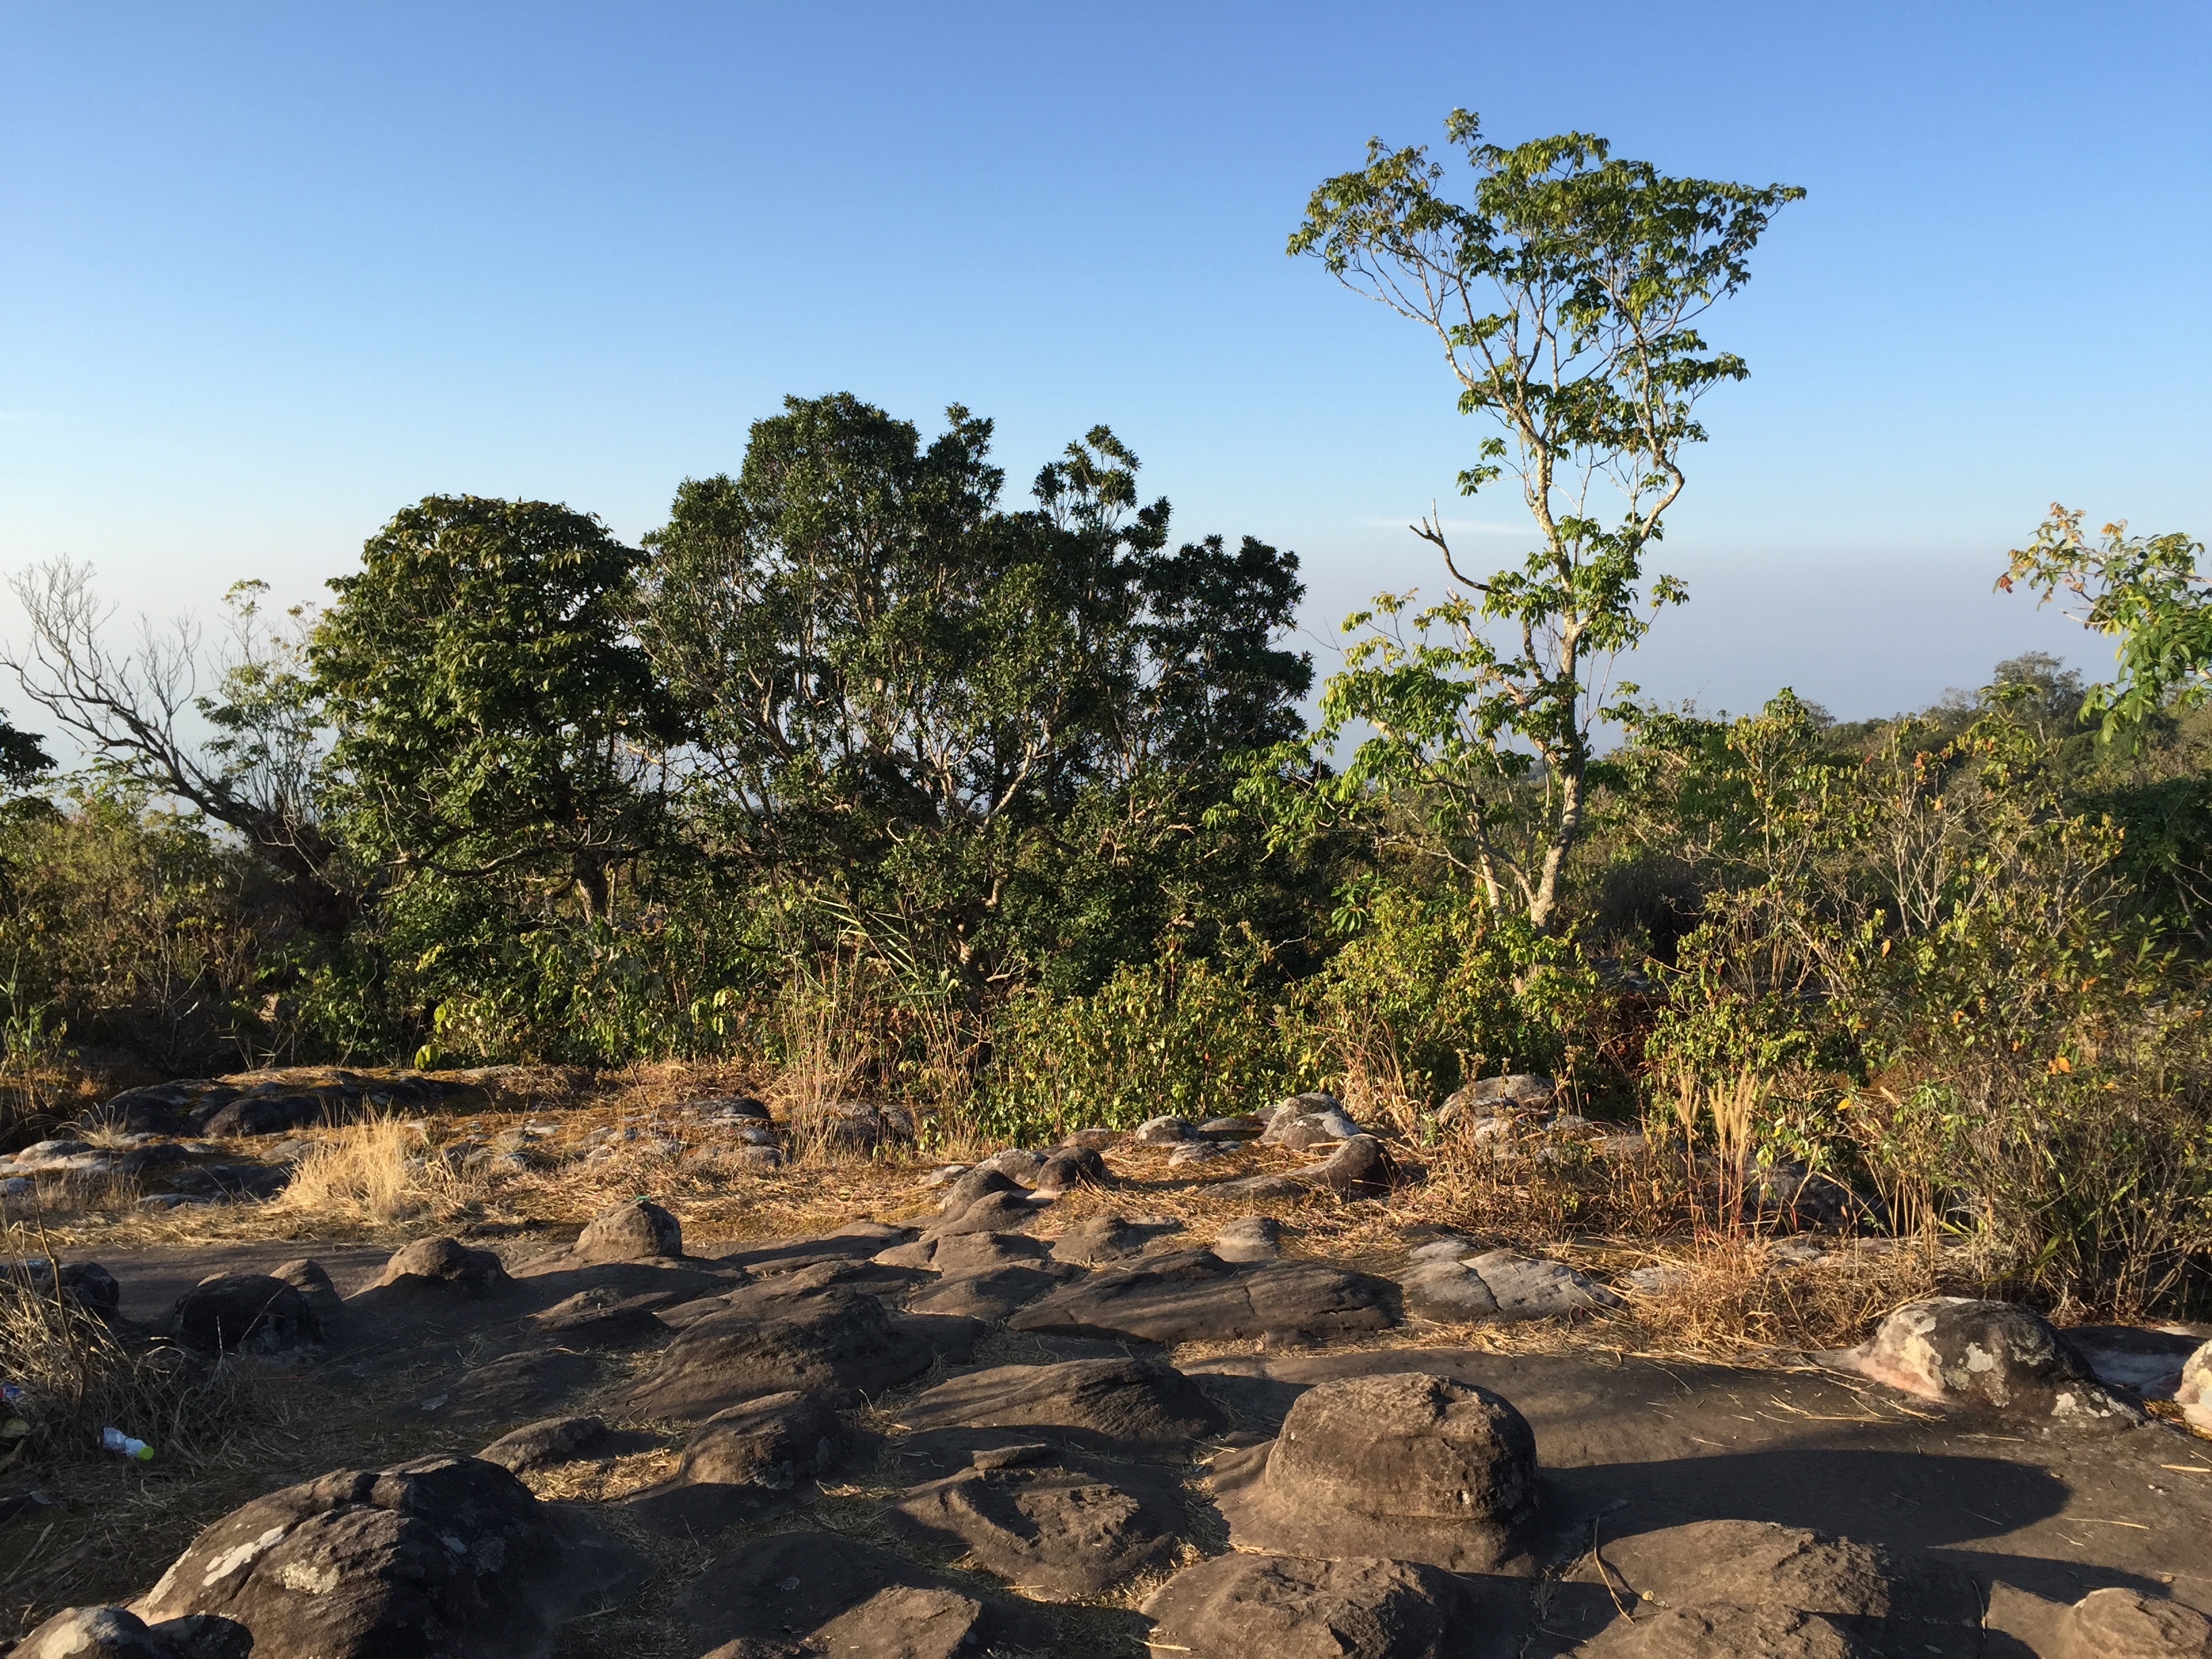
2 1073 2211 1658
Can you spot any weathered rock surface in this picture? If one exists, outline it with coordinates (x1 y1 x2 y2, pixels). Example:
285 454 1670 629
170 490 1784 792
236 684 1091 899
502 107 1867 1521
437 1347 598 1424
170 1275 321 1355
678 1530 1043 1658
269 1259 344 1329
1142 1553 1463 1659
527 1284 680 1346
623 1390 849 1535
131 1456 644 1659
1574 1603 1872 1657
2051 1586 2212 1658
617 1287 956 1422
1047 1213 1161 1265
13 1606 250 1659
476 1416 613 1475
1438 1073 1557 1125
1261 1103 1361 1150
899 1357 1227 1445
1033 1143 1108 1192
887 1443 1185 1597
571 1197 683 1263
1212 1215 1282 1263
2176 1336 2212 1434
1400 1248 1621 1322
1572 1519 1978 1626
1214 1372 1536 1571
1136 1115 1202 1144
370 1236 510 1294
1008 1248 1399 1345
1823 1297 2142 1422
1306 1132 1405 1195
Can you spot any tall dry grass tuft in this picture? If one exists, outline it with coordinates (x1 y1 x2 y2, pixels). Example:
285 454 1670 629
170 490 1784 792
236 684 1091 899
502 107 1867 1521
1628 1237 1940 1359
0 1251 258 1475
267 1118 469 1228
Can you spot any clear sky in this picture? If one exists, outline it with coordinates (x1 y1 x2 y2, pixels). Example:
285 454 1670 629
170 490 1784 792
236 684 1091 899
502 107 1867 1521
4 2 2207 724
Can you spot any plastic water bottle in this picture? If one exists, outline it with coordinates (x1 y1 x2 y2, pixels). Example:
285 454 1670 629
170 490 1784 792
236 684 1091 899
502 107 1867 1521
100 1427 152 1461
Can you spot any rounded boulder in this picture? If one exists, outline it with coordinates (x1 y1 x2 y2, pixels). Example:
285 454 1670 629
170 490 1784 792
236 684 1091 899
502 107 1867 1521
1218 1371 1537 1571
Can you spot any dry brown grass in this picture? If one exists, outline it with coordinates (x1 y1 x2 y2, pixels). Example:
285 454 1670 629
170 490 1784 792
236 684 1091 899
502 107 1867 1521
267 1118 472 1229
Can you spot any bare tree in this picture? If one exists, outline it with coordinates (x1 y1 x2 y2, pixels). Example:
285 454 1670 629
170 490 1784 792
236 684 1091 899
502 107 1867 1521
2 560 359 935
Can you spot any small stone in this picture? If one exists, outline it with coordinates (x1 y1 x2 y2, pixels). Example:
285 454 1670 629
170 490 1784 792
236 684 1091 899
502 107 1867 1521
2053 1586 2212 1659
1622 1264 1693 1296
573 1197 684 1263
1033 1143 1108 1192
169 1275 320 1355
1212 1216 1282 1263
269 1259 344 1328
1061 1126 1115 1149
477 1415 611 1474
1135 1115 1200 1144
372 1235 509 1292
1168 1141 1225 1166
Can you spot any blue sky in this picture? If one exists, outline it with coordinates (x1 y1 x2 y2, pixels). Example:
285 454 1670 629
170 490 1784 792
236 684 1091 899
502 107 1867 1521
3 2 2207 722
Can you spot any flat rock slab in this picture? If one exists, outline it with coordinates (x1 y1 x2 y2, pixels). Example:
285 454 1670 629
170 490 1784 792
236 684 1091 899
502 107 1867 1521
1185 1346 2212 1636
1401 1250 1622 1322
897 1357 1227 1446
677 1530 1048 1657
1142 1553 1466 1659
617 1290 968 1422
1007 1248 1399 1344
887 1446 1187 1597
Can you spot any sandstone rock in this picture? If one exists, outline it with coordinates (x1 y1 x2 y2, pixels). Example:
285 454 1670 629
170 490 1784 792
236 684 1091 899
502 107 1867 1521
1199 1113 1266 1138
617 1288 950 1422
687 1094 771 1120
13 1606 250 1659
1267 1090 1346 1122
270 1258 343 1328
572 1197 683 1263
2051 1587 2212 1658
372 1236 510 1293
623 1390 849 1536
1136 1115 1201 1144
1061 1126 1115 1150
888 1443 1185 1597
1215 1372 1536 1572
899 1357 1227 1445
529 1284 681 1346
1143 1553 1463 1659
1401 1250 1620 1322
170 1275 321 1355
935 1166 1023 1215
1574 1519 1978 1626
1169 1141 1226 1166
905 1262 1065 1322
1033 1143 1107 1192
438 1347 599 1424
1212 1215 1282 1263
477 1416 612 1474
133 1455 644 1658
2175 1336 2212 1433
1307 1132 1404 1195
1398 1258 1500 1320
978 1147 1046 1183
1048 1214 1159 1265
1009 1248 1399 1345
1823 1297 2142 1421
1260 1105 1361 1150
1438 1073 1556 1124
678 1531 1042 1658
1574 1603 1871 1657
928 1188 1048 1238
